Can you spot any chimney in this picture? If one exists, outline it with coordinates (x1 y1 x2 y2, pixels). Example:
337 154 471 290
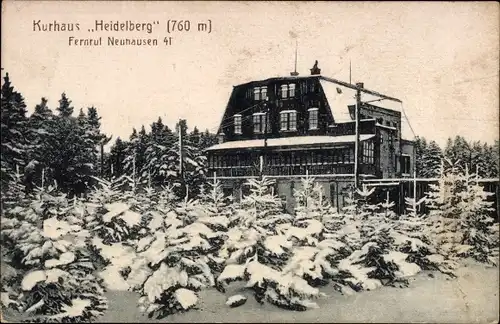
310 60 321 75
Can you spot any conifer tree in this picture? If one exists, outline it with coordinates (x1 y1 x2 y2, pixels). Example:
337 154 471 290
56 92 74 118
424 160 498 264
217 177 321 311
143 117 176 187
108 137 128 179
198 129 218 150
1 73 29 187
279 175 349 288
25 98 54 192
424 140 443 178
189 126 201 147
455 166 498 264
414 136 428 178
173 119 207 199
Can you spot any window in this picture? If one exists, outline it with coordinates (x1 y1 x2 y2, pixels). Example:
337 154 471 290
334 150 341 163
234 114 242 134
300 82 307 94
280 112 288 130
280 85 289 98
253 86 267 101
253 87 260 100
280 83 296 98
309 81 316 93
308 108 319 130
289 111 297 130
363 141 374 164
280 110 297 131
253 112 269 134
401 155 411 175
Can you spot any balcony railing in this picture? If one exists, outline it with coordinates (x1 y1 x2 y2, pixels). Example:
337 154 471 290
208 163 355 178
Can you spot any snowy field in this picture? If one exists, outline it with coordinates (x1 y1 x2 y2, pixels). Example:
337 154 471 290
2 174 498 323
93 260 498 323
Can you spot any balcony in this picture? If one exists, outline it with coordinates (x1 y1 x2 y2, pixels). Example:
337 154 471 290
209 163 355 178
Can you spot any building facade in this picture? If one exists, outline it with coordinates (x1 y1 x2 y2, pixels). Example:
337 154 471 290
205 63 414 211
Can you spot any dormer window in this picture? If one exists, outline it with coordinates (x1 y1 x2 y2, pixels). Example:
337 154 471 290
309 81 318 93
280 83 296 99
261 87 267 100
280 85 288 98
308 108 319 130
253 86 267 101
253 112 269 134
234 114 242 134
280 110 297 131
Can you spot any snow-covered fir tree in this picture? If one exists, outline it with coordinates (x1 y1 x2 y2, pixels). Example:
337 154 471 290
123 126 149 188
425 159 469 259
280 174 350 289
415 136 443 178
175 119 207 200
106 137 128 180
217 177 321 311
24 98 54 193
425 160 498 265
142 117 176 187
123 186 228 319
1 73 29 188
333 186 426 291
86 176 140 245
1 184 107 322
455 166 498 264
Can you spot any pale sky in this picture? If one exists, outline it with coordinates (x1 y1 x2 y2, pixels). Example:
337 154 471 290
2 1 499 149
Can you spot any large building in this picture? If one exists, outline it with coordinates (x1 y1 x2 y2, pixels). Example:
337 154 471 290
205 62 414 211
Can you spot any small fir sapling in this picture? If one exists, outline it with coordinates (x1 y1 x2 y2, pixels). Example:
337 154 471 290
1 187 107 322
335 185 422 290
217 177 321 311
455 166 498 264
281 174 349 287
130 185 229 319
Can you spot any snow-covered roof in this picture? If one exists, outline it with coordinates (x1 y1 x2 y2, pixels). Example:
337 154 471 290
375 123 397 131
319 79 353 123
206 134 375 151
330 118 376 125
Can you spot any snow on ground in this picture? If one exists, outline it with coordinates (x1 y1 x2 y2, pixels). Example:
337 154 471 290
95 260 498 323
